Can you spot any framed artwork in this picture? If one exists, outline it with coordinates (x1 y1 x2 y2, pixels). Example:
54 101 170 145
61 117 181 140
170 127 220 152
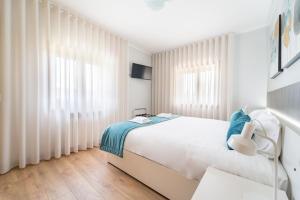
270 15 283 79
281 0 300 68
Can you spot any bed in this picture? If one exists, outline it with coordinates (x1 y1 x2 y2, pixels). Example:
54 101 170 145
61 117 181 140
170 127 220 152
103 116 288 200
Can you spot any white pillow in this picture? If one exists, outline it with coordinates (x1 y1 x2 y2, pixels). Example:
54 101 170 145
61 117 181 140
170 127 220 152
129 116 151 124
249 109 281 158
157 113 173 118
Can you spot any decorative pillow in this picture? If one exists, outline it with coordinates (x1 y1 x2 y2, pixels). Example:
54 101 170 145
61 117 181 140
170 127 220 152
226 109 251 150
249 109 281 158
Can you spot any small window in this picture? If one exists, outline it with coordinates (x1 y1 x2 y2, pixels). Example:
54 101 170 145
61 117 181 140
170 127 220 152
175 65 218 107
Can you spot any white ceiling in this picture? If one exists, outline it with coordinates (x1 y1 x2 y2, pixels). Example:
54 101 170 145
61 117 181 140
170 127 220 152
55 0 272 53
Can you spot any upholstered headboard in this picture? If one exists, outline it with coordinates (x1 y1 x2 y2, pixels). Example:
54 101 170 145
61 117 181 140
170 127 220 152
267 81 300 200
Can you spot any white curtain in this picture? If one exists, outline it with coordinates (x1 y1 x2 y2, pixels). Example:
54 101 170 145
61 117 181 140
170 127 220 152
152 35 234 120
0 0 128 174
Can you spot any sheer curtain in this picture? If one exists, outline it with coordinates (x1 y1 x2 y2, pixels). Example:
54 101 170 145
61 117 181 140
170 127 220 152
152 35 234 120
0 0 128 174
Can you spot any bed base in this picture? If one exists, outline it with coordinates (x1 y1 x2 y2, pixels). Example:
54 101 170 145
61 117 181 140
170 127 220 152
106 150 199 200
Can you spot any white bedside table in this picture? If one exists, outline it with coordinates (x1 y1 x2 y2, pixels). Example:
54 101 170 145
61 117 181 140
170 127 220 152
191 167 288 200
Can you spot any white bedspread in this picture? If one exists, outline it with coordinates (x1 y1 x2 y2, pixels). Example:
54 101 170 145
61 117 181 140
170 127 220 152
124 116 288 190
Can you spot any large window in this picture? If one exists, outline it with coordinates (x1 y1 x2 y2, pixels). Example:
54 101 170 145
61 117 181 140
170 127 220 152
50 56 94 111
49 54 116 114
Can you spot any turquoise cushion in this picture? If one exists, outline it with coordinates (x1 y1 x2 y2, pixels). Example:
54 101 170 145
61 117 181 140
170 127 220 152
226 109 251 150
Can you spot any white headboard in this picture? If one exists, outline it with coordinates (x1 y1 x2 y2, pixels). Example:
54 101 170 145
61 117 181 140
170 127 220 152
267 81 300 200
280 125 300 200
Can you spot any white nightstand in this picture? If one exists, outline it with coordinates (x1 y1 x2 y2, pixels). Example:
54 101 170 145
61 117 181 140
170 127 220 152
191 167 288 200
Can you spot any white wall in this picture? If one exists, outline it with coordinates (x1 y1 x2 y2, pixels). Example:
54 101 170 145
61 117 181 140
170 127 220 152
128 44 152 117
232 27 269 111
268 60 300 91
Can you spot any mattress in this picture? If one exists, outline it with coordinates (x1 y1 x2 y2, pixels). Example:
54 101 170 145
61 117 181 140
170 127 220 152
124 116 288 190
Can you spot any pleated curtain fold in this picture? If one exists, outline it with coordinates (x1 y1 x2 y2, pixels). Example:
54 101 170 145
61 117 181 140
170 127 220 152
0 0 128 174
151 35 234 120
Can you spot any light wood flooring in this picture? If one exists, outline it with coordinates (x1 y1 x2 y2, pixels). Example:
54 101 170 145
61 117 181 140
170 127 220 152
0 149 167 200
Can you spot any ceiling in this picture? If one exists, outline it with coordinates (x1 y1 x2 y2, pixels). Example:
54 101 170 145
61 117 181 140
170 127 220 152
55 0 273 53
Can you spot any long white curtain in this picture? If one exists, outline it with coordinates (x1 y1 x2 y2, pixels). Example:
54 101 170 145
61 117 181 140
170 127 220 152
0 0 128 174
152 35 234 120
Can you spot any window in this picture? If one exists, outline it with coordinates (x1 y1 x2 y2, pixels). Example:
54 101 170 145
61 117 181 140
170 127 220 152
49 55 115 113
175 65 218 107
51 56 94 111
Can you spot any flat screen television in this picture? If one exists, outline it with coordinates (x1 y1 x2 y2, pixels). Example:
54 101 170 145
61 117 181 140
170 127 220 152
131 63 152 80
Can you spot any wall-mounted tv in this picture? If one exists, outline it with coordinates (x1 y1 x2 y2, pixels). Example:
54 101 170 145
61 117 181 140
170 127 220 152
131 63 152 80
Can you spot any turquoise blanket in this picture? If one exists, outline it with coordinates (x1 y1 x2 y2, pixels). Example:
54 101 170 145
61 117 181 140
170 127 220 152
100 116 176 157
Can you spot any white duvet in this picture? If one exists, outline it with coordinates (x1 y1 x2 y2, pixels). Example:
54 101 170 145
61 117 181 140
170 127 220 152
124 116 288 190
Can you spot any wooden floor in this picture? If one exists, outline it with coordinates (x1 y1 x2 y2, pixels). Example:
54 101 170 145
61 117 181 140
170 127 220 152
0 149 167 200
